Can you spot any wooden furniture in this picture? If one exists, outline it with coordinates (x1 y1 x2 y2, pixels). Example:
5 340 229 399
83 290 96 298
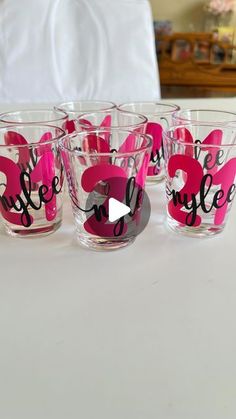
156 32 236 98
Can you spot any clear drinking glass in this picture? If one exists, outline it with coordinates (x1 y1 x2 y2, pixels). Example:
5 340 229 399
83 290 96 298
163 123 236 237
77 109 147 134
172 109 236 125
0 124 65 237
118 102 180 183
56 101 116 133
59 128 152 250
0 109 68 128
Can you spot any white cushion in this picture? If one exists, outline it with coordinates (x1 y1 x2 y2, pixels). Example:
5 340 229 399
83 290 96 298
0 0 160 103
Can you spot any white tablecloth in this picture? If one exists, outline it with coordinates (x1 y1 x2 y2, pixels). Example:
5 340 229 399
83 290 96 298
0 98 236 419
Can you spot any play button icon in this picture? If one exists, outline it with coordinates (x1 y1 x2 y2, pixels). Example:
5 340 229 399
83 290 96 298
83 175 151 242
108 198 130 222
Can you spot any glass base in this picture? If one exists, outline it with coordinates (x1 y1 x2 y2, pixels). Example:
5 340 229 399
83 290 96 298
76 233 136 251
5 220 62 238
146 174 165 184
166 216 224 238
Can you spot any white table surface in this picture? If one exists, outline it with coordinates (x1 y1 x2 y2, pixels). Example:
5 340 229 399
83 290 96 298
1 98 236 419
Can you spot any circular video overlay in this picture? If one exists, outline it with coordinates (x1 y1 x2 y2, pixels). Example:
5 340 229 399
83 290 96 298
84 176 151 240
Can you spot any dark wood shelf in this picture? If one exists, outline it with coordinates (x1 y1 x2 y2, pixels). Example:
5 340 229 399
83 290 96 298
156 32 236 98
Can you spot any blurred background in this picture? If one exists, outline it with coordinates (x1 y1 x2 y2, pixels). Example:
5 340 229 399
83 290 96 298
151 0 236 98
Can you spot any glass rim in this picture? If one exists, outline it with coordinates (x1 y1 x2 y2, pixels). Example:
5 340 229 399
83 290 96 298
55 100 116 114
164 123 236 148
77 110 148 129
0 124 65 148
0 108 68 124
59 128 152 157
172 108 236 123
118 101 180 116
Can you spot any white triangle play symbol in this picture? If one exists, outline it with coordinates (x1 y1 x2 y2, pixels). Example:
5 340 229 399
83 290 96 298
108 198 131 223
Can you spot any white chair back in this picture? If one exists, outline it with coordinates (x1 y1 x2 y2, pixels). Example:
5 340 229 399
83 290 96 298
0 0 160 103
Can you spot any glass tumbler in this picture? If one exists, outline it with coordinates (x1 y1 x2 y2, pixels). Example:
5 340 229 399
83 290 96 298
56 101 116 133
77 109 147 134
118 102 180 183
172 109 236 125
0 109 68 128
59 128 152 250
0 124 65 237
163 123 236 237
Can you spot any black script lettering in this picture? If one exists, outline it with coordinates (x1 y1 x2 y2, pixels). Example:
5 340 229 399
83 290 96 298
71 191 108 219
203 150 226 171
125 177 143 217
199 174 213 213
168 173 236 226
0 190 31 227
150 148 162 168
212 189 224 209
114 216 125 237
194 140 202 160
20 172 38 210
17 149 38 174
52 174 63 194
0 171 63 228
110 149 139 173
169 188 198 227
203 152 214 170
93 204 107 221
38 184 51 203
194 140 225 170
120 156 136 170
172 190 189 208
184 194 198 226
227 184 236 202
71 176 145 237
20 172 62 210
216 149 225 167
0 195 12 212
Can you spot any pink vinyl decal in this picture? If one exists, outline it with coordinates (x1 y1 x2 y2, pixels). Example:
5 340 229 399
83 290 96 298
100 115 112 129
82 133 110 154
100 115 112 144
80 115 112 144
31 152 57 222
78 133 110 168
173 127 223 185
79 119 93 130
118 132 137 154
80 115 111 129
174 127 223 174
78 127 146 169
136 152 150 189
115 131 151 176
74 117 113 166
130 152 149 226
194 129 223 179
0 130 62 227
168 154 202 227
174 127 194 158
63 119 76 134
0 156 32 226
146 122 163 176
38 132 53 153
113 132 137 172
167 153 236 227
212 157 236 225
37 132 58 221
81 164 128 237
4 131 30 169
